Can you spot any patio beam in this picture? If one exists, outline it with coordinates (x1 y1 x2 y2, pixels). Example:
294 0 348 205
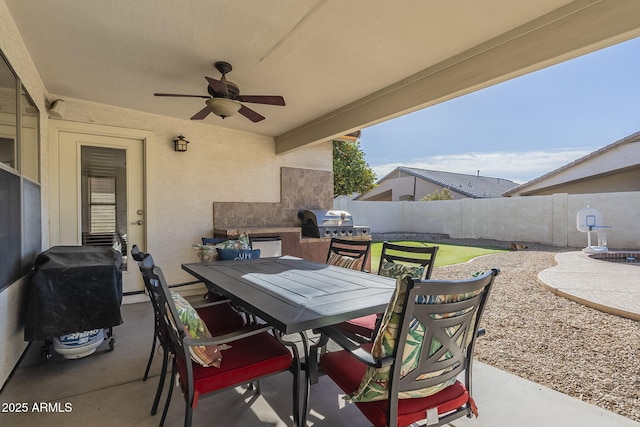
274 0 640 154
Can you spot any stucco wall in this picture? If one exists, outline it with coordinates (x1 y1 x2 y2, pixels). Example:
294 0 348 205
49 97 333 286
336 191 640 249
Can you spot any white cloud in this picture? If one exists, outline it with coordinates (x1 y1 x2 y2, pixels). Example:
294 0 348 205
371 150 592 184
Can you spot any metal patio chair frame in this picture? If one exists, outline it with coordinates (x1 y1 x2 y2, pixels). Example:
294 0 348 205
139 256 302 427
326 237 372 272
131 246 245 416
338 241 440 342
378 241 439 280
319 269 499 427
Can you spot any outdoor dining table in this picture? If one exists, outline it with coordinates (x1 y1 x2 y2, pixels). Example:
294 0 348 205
182 255 396 426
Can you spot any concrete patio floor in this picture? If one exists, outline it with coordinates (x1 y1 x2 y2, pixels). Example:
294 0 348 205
2 297 638 426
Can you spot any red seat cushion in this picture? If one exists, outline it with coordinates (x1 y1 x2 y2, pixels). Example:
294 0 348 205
321 344 469 427
196 303 245 336
336 314 378 339
176 331 293 408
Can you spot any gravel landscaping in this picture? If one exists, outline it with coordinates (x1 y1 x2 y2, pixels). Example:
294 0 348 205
430 240 640 422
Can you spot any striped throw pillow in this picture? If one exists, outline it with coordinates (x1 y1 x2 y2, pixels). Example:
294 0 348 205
327 252 361 270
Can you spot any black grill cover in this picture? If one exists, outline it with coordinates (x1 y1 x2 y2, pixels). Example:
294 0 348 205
24 246 123 341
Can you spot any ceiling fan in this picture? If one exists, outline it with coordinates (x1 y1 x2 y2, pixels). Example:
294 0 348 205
154 61 285 122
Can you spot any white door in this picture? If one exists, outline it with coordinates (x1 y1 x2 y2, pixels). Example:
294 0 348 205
57 131 145 295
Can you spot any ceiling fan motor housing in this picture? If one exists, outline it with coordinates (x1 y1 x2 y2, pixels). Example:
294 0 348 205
214 61 233 75
155 60 283 122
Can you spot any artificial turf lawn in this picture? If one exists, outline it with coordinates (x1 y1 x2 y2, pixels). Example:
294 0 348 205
370 240 506 272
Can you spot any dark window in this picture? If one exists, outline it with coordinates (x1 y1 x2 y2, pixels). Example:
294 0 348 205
0 51 41 291
22 178 42 274
0 169 21 287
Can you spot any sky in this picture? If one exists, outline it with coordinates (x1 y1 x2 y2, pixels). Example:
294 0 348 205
359 37 640 184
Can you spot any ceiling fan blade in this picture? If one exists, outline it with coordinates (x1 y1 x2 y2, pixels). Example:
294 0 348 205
237 95 285 106
190 106 212 120
238 104 265 122
205 77 228 95
154 93 210 98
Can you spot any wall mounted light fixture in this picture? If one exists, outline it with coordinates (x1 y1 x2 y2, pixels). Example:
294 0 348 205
173 135 189 152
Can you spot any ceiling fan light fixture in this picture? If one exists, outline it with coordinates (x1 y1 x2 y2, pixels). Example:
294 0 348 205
206 97 240 119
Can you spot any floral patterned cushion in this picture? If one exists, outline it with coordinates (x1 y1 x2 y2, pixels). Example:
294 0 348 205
193 244 220 262
192 232 252 262
170 292 229 367
347 275 481 403
214 232 251 250
378 259 425 279
327 253 361 270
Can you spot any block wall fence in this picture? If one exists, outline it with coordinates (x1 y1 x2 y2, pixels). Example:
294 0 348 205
335 192 640 249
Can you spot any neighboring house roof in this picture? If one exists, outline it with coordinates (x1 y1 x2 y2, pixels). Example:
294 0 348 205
503 130 640 196
378 166 519 199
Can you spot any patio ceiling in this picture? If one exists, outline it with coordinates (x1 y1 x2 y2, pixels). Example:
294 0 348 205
5 0 640 153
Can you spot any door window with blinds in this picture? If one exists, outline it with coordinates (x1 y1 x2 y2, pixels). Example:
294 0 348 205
81 146 128 267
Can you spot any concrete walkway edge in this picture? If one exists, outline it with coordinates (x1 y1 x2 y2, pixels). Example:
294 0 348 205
537 251 640 321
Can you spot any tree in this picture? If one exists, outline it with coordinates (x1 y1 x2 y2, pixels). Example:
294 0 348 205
420 188 453 201
333 140 376 197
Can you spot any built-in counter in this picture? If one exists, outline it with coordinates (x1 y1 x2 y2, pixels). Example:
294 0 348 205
213 227 372 270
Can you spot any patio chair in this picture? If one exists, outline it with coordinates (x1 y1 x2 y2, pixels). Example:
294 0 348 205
132 244 240 308
201 237 228 246
133 244 170 383
378 241 439 280
138 255 301 427
131 246 246 416
326 237 371 272
319 269 499 427
199 236 261 303
132 245 203 293
337 242 440 341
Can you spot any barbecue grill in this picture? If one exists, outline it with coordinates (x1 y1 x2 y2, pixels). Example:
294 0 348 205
301 209 370 238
